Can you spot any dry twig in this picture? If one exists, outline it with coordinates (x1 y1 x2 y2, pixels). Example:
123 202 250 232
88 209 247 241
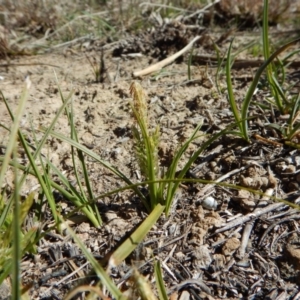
133 36 201 77
215 202 286 234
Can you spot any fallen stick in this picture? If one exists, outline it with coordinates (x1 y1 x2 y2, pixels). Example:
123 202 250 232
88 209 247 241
132 35 201 77
214 202 285 234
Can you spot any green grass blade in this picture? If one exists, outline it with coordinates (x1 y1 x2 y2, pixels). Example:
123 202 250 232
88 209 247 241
214 43 226 94
109 203 165 267
64 219 127 300
0 156 154 224
14 94 73 204
47 159 101 227
0 195 13 229
12 152 21 300
0 79 30 190
2 157 77 201
164 121 203 215
132 104 159 208
27 124 59 229
0 113 60 224
233 40 257 58
54 82 88 209
71 126 88 202
271 74 289 107
241 37 300 141
262 0 283 113
18 131 59 224
263 0 271 66
44 129 146 202
26 149 59 224
263 0 272 77
168 123 240 211
267 123 287 136
1 84 72 225
68 100 101 226
274 57 286 84
50 129 118 182
31 89 73 161
226 39 243 136
289 93 300 126
0 155 101 228
1 85 73 197
58 84 96 204
282 49 300 65
154 261 168 300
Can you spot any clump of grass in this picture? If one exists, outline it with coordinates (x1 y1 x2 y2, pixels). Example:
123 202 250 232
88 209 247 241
225 0 300 142
105 81 231 271
86 54 102 83
130 81 231 215
130 82 160 212
0 84 103 229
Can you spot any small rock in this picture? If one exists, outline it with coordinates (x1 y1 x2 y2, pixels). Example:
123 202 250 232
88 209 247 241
77 222 90 233
222 237 240 256
202 196 218 210
193 245 212 269
175 251 186 262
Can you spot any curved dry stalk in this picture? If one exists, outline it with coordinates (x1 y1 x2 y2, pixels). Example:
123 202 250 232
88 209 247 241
133 36 201 77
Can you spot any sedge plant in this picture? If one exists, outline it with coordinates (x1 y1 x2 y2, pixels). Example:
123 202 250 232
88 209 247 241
225 0 300 142
130 81 200 214
104 81 234 279
226 37 300 142
130 81 233 215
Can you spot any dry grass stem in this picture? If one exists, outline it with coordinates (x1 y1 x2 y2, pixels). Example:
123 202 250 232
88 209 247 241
133 36 201 77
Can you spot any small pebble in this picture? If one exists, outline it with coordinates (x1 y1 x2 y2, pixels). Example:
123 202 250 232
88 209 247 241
202 196 217 210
